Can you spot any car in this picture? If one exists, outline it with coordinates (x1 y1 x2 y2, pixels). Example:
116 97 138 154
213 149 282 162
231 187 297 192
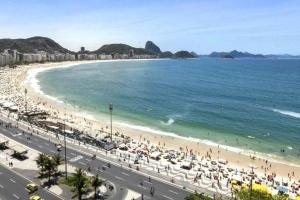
26 183 38 193
29 195 42 200
56 144 62 151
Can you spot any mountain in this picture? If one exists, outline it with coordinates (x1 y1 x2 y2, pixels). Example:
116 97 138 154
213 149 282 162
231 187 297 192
265 54 300 59
209 50 265 58
159 51 174 58
92 43 156 55
145 41 161 54
174 51 196 58
0 36 71 53
190 51 199 57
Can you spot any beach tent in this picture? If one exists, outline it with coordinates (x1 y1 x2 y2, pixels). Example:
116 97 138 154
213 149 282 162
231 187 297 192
232 174 243 182
218 159 227 165
65 130 74 134
9 105 18 112
2 101 14 109
277 186 289 193
47 125 60 131
149 151 161 160
181 161 192 170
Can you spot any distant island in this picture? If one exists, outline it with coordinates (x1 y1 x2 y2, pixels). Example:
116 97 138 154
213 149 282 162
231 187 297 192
207 50 300 59
209 50 265 59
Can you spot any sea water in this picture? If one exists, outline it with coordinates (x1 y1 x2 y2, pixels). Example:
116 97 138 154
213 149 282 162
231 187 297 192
37 58 300 163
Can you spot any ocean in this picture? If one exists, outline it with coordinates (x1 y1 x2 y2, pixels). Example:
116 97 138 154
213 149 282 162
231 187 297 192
37 58 300 163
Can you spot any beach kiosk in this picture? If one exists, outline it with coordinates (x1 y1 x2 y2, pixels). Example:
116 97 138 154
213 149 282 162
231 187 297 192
10 145 28 159
0 138 8 149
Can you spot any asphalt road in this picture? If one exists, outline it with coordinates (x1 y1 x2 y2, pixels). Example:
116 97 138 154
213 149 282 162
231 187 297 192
0 117 191 200
0 164 61 200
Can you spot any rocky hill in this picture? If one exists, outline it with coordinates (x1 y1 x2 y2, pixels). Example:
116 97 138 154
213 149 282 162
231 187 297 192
145 41 161 54
0 36 71 53
174 51 196 58
92 43 156 55
209 50 265 58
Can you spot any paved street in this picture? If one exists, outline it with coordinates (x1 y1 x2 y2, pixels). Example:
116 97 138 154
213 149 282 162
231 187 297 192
0 164 61 200
0 116 191 200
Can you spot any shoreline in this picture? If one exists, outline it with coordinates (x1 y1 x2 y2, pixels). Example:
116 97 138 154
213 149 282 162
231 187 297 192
3 59 300 180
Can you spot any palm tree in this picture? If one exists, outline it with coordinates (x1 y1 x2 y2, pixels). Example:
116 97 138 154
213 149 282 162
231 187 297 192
52 154 64 178
52 154 64 168
36 153 48 177
68 168 89 200
43 156 56 183
91 174 104 199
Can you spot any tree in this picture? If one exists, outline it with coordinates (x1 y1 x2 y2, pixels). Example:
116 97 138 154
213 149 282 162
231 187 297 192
52 154 64 166
43 156 56 183
91 174 104 199
68 168 90 200
36 153 63 183
185 192 213 200
237 189 291 200
36 153 48 173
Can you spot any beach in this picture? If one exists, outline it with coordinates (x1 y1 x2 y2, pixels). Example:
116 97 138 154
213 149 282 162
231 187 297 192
1 59 300 182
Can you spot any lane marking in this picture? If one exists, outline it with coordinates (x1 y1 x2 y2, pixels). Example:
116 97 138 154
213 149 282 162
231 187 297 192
37 145 43 149
12 194 20 199
78 161 86 165
0 184 3 188
70 153 76 156
121 172 129 176
168 190 179 194
115 176 124 181
161 194 174 200
69 155 83 163
9 178 16 183
138 185 146 190
50 150 55 153
44 143 50 146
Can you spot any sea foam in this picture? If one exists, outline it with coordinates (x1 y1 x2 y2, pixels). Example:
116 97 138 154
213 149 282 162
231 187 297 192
272 109 300 119
116 121 244 153
160 118 175 126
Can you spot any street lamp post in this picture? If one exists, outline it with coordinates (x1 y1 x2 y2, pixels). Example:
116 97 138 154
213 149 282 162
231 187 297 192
249 164 257 200
24 88 27 114
109 103 113 141
64 120 68 178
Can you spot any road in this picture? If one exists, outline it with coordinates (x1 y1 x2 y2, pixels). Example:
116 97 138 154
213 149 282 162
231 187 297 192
0 164 61 200
0 116 191 200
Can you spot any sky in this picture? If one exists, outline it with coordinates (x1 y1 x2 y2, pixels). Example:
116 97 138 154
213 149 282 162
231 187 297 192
0 0 300 54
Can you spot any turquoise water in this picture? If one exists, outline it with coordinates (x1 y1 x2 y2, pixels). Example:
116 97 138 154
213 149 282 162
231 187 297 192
37 58 300 162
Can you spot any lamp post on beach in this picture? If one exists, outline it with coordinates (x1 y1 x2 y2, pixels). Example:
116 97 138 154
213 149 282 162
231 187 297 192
63 120 68 178
249 164 257 200
109 103 113 141
24 88 27 114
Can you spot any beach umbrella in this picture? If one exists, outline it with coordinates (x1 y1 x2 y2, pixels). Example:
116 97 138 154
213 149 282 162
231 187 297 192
277 186 288 193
